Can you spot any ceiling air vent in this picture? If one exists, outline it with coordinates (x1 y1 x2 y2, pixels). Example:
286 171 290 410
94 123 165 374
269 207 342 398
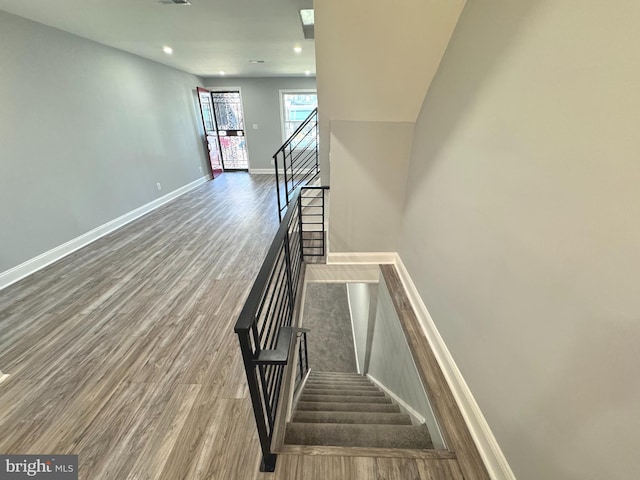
159 0 191 5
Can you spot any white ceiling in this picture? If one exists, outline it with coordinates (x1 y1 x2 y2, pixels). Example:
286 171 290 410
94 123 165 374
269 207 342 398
0 0 315 78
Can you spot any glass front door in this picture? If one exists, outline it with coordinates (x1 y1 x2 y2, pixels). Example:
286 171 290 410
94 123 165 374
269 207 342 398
211 91 249 170
196 87 223 177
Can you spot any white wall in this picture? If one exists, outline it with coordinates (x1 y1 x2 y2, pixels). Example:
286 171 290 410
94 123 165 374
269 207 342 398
398 1 640 479
0 10 207 274
329 120 414 253
203 77 317 172
346 283 372 374
315 0 465 186
366 274 444 449
315 0 465 122
347 280 444 448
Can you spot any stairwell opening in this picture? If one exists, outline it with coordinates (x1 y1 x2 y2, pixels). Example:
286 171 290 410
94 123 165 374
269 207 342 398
283 271 447 451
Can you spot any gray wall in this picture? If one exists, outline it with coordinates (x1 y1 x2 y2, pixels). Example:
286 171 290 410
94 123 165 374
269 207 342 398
0 10 208 273
329 120 414 253
346 282 372 374
203 77 317 171
398 1 640 479
365 275 444 449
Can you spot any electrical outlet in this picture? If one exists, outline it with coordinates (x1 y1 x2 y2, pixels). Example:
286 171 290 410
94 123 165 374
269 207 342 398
156 183 162 191
199 166 203 173
270 159 275 166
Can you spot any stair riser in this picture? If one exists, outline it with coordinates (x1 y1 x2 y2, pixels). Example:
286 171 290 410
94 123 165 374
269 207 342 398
309 372 365 377
305 386 375 393
284 423 433 449
308 377 368 383
301 395 391 404
296 402 401 413
303 389 385 397
306 378 372 383
305 382 376 389
307 380 376 388
292 411 413 425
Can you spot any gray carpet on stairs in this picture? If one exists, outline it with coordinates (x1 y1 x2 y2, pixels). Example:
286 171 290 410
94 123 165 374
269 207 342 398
286 372 434 450
301 283 358 373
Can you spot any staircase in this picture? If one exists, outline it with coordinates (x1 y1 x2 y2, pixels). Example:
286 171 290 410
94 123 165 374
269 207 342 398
285 371 433 449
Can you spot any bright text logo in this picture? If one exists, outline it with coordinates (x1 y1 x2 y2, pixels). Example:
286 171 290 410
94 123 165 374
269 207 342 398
0 455 77 479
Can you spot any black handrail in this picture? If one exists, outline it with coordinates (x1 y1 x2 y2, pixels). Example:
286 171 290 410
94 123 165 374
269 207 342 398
296 330 310 387
273 107 318 157
235 188 304 472
235 184 330 472
274 108 319 220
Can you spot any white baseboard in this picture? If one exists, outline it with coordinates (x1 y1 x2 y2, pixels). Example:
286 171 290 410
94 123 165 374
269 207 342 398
366 374 426 425
393 254 516 480
0 176 210 291
326 252 397 265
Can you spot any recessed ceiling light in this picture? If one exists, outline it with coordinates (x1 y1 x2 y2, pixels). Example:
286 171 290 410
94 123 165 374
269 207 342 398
305 70 311 76
162 46 173 54
219 71 226 76
249 60 265 64
293 46 302 54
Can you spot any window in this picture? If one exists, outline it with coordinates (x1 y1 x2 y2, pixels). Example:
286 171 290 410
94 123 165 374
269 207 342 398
281 90 317 142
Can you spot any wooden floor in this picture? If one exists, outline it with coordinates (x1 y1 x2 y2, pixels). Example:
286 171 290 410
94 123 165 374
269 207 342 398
0 173 464 479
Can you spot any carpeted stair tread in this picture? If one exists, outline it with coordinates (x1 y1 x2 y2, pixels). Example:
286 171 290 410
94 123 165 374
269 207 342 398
309 371 364 376
293 411 413 425
309 375 368 382
300 394 391 404
309 373 369 381
308 376 365 381
307 376 371 382
288 371 434 450
306 378 372 384
296 401 401 413
305 382 376 390
285 423 433 449
306 380 374 387
307 376 371 383
303 388 385 397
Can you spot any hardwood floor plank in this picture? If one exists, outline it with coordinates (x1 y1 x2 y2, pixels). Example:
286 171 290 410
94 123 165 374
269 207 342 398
124 384 201 480
67 381 166 479
195 398 263 480
157 384 229 480
416 459 466 480
374 457 422 480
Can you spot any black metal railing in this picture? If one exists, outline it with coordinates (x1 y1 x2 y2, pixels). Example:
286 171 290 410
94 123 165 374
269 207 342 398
234 188 306 472
296 330 310 387
274 108 319 220
299 186 329 258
